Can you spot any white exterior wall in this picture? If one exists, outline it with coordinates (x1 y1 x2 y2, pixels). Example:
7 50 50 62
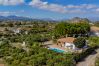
13 29 20 33
64 43 75 50
95 32 99 37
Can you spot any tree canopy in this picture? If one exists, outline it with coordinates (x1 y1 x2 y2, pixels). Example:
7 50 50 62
88 37 99 47
0 40 75 66
54 22 90 38
73 37 86 48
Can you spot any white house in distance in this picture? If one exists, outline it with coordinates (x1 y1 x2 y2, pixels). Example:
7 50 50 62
9 28 21 34
91 26 99 37
57 37 76 51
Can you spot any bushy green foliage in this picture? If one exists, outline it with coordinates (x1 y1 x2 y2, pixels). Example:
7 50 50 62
8 34 51 44
54 22 90 38
0 40 75 66
95 56 99 66
88 37 99 47
73 37 86 48
74 47 95 62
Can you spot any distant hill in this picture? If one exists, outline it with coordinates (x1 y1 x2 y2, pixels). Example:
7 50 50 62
0 15 99 22
0 15 33 21
0 15 57 22
66 17 90 23
63 17 99 22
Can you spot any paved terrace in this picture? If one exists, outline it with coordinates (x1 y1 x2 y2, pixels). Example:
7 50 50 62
0 64 4 66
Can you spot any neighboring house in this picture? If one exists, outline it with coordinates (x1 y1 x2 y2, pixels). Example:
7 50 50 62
9 27 32 34
22 28 32 34
91 26 99 37
22 41 26 47
57 37 76 50
13 28 21 34
9 27 21 34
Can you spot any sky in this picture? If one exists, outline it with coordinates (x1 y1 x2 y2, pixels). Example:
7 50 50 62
0 0 99 20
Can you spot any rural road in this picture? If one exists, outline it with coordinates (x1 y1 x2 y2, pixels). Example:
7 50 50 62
77 49 99 66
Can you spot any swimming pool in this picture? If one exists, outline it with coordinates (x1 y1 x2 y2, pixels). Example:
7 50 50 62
49 48 65 53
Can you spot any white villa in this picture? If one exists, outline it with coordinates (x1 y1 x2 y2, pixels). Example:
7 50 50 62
47 37 88 53
57 37 76 51
91 26 99 37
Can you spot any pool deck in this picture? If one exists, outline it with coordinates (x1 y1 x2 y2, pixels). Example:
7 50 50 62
48 44 66 51
0 64 4 66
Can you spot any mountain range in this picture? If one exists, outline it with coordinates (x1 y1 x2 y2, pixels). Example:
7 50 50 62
0 15 33 21
0 15 99 22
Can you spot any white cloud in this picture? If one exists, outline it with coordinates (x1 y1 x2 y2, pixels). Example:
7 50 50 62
65 4 97 9
29 0 66 13
0 0 24 5
0 0 98 14
96 8 99 12
29 0 99 14
0 10 24 16
0 11 13 16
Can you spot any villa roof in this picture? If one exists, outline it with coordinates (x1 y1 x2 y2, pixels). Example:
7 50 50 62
57 37 76 43
91 26 99 32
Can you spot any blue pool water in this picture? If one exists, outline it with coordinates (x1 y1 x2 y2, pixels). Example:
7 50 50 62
49 48 65 53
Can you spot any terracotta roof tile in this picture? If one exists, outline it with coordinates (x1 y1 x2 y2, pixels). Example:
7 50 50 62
57 37 76 43
91 26 99 32
0 64 4 66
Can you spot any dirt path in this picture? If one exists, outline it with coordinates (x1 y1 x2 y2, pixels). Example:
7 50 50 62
77 49 99 66
0 64 4 66
0 59 4 66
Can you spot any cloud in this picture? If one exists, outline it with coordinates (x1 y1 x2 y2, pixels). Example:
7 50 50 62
1 0 98 14
96 8 99 12
0 0 24 5
29 0 99 14
29 0 66 13
65 4 97 9
0 12 9 16
0 11 14 16
0 10 25 16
